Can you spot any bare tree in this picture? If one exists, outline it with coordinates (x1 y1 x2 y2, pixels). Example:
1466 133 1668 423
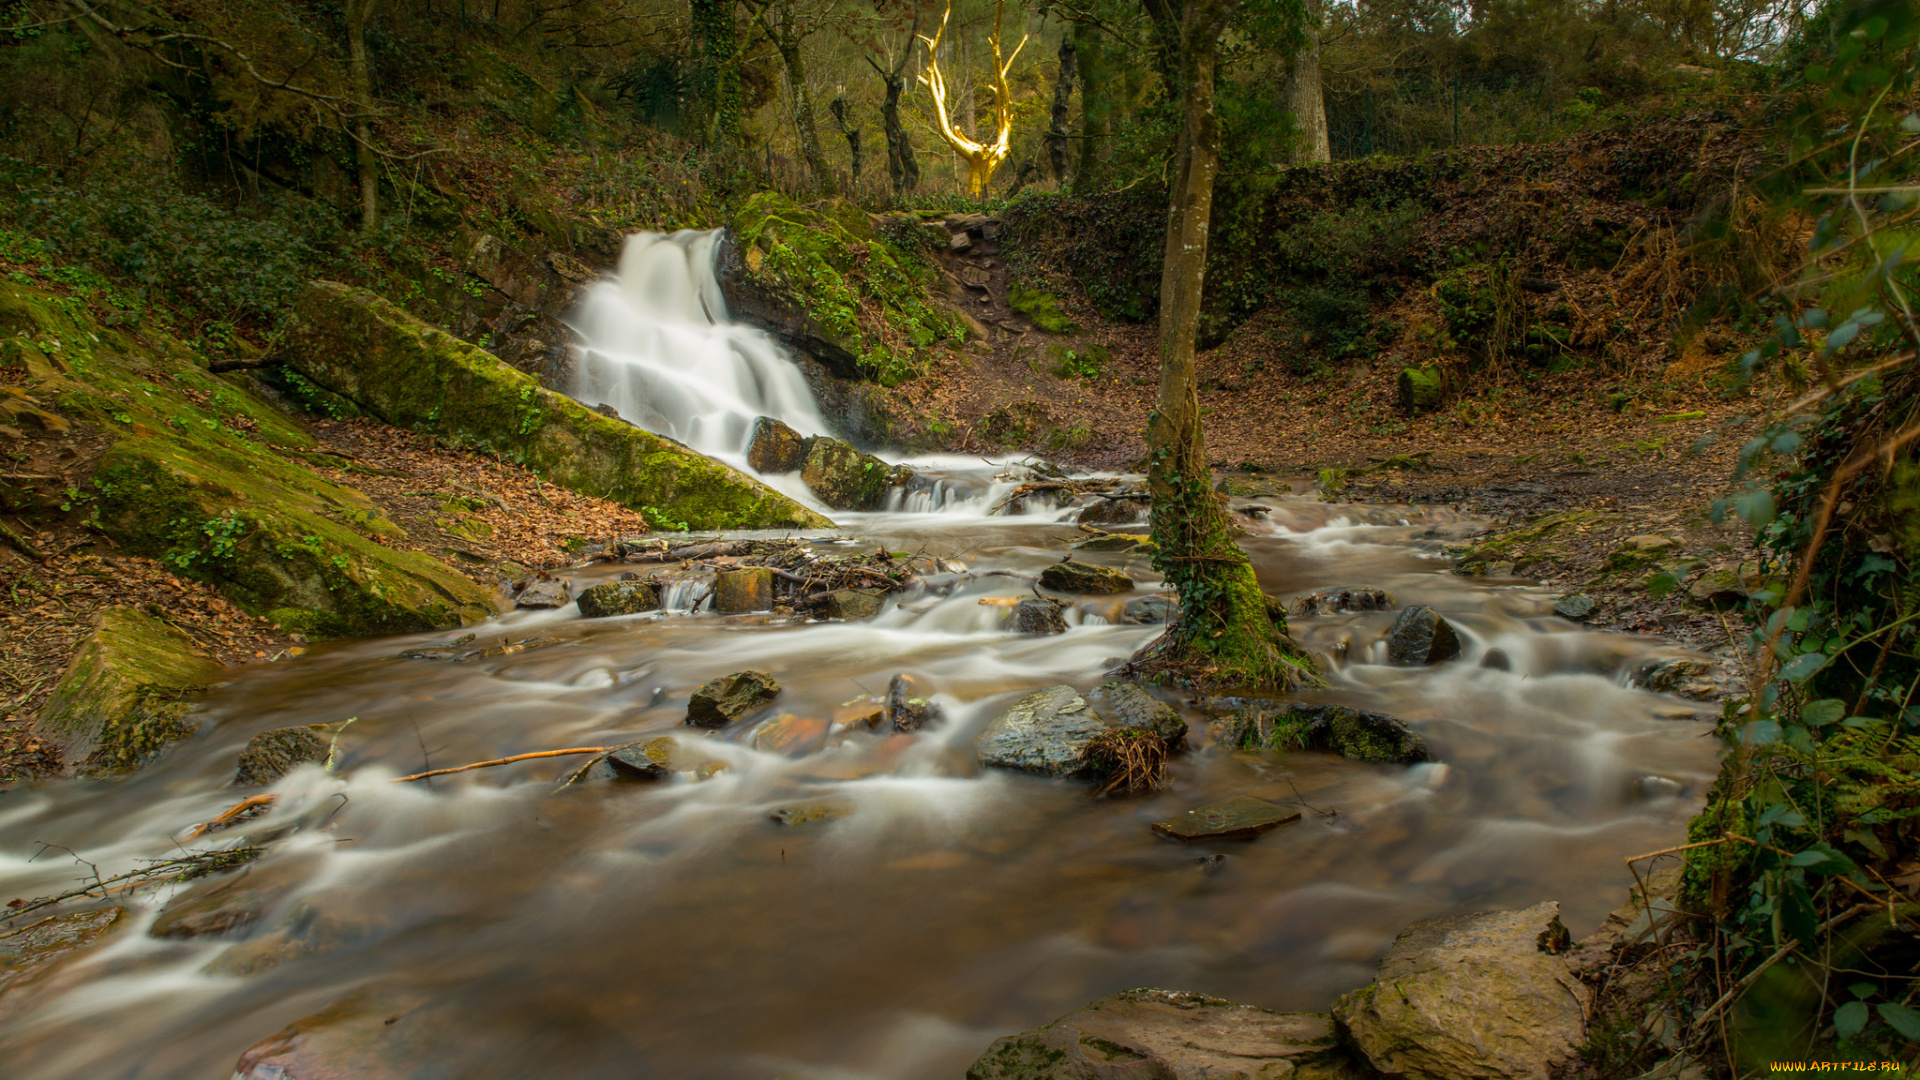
918 0 1028 197
864 5 923 193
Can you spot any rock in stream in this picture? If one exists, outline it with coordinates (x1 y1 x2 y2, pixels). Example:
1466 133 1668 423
975 683 1184 778
1385 604 1461 665
686 671 781 727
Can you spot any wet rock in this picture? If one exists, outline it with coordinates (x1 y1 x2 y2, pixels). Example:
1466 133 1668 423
712 567 773 613
235 726 330 786
966 989 1362 1080
232 987 448 1080
1038 559 1134 595
35 606 221 775
1122 594 1178 625
1687 564 1751 607
751 713 830 755
820 588 885 620
1554 594 1597 621
1633 658 1718 700
686 670 781 727
1071 532 1151 553
151 875 282 939
975 683 1182 778
1333 901 1589 1080
746 415 809 473
770 801 852 826
800 436 911 511
1480 647 1513 671
605 737 679 778
886 673 941 732
1151 796 1301 841
0 908 122 997
1221 702 1429 763
1085 682 1185 743
1009 597 1066 635
514 576 572 609
1074 497 1144 525
1623 534 1676 552
1293 587 1393 616
1385 605 1461 665
575 580 660 618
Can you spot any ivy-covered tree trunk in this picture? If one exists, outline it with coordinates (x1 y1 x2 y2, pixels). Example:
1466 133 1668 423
829 96 862 179
768 17 837 196
1046 34 1076 182
1135 0 1314 691
346 0 380 232
689 0 744 149
1073 20 1107 190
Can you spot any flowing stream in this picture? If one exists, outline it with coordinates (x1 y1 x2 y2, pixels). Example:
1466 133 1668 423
0 233 1722 1079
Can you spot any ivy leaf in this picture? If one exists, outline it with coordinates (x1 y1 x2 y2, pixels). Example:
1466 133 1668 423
1743 720 1782 746
1836 1000 1870 1041
1878 1003 1920 1041
1777 652 1827 683
1789 842 1856 876
1802 699 1846 726
1735 488 1776 529
1775 876 1819 947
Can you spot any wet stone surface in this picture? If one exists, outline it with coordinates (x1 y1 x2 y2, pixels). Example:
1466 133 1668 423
1151 796 1303 841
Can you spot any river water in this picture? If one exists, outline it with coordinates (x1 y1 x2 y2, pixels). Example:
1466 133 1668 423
0 233 1722 1079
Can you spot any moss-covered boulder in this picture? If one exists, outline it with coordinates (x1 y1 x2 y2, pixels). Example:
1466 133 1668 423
235 726 331 785
1221 702 1431 763
1039 560 1135 595
282 282 829 531
686 670 781 727
36 607 222 774
1399 366 1443 415
747 415 809 473
717 193 963 385
575 580 660 618
799 436 910 511
0 282 500 638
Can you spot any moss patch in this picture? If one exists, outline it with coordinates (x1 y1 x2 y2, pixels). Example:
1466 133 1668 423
727 193 962 385
36 607 222 774
1010 282 1077 335
282 281 830 531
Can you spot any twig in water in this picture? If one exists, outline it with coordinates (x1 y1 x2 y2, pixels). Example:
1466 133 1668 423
391 747 610 783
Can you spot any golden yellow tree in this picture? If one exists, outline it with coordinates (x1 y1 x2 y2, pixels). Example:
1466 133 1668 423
918 0 1027 197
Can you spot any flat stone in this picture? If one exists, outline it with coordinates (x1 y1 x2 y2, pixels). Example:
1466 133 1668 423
820 588 884 620
769 801 852 826
1072 532 1151 552
1085 682 1185 742
1009 596 1066 635
750 713 830 754
1293 587 1393 616
605 737 679 778
1623 534 1676 552
1554 594 1597 621
575 580 659 618
686 670 781 727
1074 498 1144 525
1151 795 1301 841
1687 564 1749 607
514 577 571 609
974 685 1106 777
712 567 773 613
966 989 1364 1079
0 908 123 997
235 726 330 786
1385 605 1461 665
746 415 809 473
1038 560 1134 595
1333 901 1589 1080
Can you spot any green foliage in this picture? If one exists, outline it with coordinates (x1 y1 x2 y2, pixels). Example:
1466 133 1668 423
1048 344 1107 380
1009 282 1076 334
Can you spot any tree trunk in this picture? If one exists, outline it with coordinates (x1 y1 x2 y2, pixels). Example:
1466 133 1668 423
1046 34 1076 183
829 97 862 180
1136 0 1313 691
1282 0 1329 164
690 0 743 149
880 71 919 192
774 31 837 195
346 0 379 232
1074 21 1107 190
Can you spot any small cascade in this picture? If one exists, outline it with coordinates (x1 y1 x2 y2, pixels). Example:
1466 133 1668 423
569 230 829 461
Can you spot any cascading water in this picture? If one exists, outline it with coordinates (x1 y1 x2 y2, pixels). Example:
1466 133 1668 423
569 230 830 461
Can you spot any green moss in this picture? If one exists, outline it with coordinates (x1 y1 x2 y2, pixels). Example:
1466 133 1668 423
283 281 830 531
37 607 223 774
728 193 962 384
1010 282 1077 334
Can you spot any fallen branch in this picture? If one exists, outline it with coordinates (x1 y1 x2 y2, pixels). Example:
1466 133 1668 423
186 793 278 838
390 747 609 783
1 846 261 926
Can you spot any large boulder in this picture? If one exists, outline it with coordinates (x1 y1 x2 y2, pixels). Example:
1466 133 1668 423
235 726 331 786
575 580 659 618
799 436 911 511
686 670 781 727
1386 605 1461 665
36 607 222 775
1074 497 1145 526
1010 596 1066 635
1218 702 1430 764
283 281 829 531
1039 559 1135 595
514 577 571 609
976 683 1183 778
747 415 809 473
1332 901 1589 1080
967 989 1364 1079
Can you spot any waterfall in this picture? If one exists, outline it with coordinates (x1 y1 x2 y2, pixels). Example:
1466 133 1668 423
568 230 830 462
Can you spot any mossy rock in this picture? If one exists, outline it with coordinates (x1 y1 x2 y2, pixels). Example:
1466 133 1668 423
0 281 500 638
1398 366 1442 415
282 281 829 532
576 580 660 618
1009 283 1077 335
36 607 222 774
799 436 911 511
1039 560 1135 595
1225 702 1430 763
720 192 962 385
